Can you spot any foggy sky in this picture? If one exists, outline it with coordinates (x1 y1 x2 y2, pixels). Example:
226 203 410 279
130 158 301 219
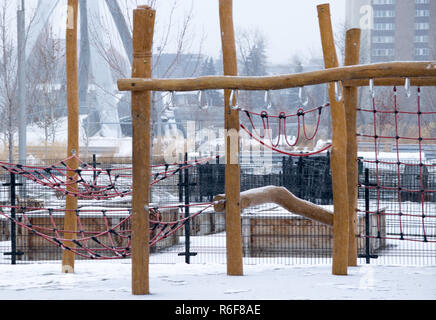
18 0 346 66
165 0 346 65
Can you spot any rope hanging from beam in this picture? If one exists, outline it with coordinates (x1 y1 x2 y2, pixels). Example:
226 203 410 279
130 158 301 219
240 103 332 156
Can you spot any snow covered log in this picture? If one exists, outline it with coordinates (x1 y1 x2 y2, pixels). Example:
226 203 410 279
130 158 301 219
213 186 334 226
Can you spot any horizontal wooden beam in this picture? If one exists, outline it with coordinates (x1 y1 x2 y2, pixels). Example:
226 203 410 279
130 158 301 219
117 61 436 92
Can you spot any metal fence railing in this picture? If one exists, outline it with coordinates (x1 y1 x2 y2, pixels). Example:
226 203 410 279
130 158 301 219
1 153 435 266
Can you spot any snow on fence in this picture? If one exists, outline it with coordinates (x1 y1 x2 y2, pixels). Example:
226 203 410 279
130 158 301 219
1 153 435 266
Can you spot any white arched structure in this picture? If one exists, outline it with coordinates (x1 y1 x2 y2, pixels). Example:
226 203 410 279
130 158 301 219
22 0 134 148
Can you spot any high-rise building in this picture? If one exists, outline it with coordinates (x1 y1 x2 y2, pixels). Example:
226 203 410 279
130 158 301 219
345 0 435 63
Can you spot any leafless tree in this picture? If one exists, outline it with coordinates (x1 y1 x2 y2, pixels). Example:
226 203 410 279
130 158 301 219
88 0 205 158
0 0 38 161
0 1 19 161
26 23 65 157
236 28 268 110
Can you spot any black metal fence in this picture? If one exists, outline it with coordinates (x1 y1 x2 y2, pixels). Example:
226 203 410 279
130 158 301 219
357 160 436 265
1 153 435 266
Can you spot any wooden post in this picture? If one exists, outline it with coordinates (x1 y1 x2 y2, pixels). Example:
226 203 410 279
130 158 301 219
219 0 243 276
317 3 349 275
131 5 155 295
344 28 361 267
62 0 79 274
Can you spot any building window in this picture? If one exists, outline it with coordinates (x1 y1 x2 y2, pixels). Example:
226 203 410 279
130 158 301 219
415 0 429 4
374 10 395 18
373 0 395 4
373 36 395 43
415 48 429 56
415 10 430 17
415 22 429 30
374 23 395 30
373 48 395 56
414 35 428 43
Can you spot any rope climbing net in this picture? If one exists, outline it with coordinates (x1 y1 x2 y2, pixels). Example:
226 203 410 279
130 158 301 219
0 155 220 260
357 85 436 244
0 155 218 200
0 203 215 259
2 83 435 261
0 85 335 261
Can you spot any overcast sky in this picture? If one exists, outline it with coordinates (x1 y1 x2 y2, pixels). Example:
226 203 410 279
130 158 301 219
18 0 346 66
155 0 346 65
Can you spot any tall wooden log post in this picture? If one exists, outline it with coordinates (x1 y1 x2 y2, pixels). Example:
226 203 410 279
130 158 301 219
62 0 79 274
219 0 243 276
344 28 361 267
131 5 155 295
317 4 349 275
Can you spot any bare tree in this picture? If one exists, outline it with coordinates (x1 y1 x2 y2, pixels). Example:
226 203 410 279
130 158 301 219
26 23 65 157
236 28 268 110
0 1 19 161
0 0 39 161
88 0 205 159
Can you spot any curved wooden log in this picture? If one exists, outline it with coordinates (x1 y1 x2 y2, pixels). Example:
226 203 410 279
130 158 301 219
117 61 436 92
213 186 334 226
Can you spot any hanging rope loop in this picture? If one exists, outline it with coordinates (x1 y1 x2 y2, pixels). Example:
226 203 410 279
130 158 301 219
334 81 343 102
369 78 375 98
404 77 411 98
229 89 240 110
198 90 209 110
298 86 309 107
264 90 273 110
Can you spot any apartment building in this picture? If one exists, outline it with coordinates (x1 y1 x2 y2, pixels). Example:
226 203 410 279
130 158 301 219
345 0 435 62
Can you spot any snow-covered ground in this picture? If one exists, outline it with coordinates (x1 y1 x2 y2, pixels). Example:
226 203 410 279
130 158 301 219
2 118 434 301
0 261 435 300
1 200 435 300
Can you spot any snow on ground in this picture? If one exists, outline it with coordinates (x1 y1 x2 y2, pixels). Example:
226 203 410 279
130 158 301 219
3 124 435 301
1 202 435 300
0 261 435 300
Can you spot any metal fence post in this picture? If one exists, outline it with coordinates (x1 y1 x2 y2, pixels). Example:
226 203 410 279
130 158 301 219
91 154 101 183
178 152 197 263
364 168 371 264
358 167 378 263
3 172 24 264
178 162 183 203
297 157 304 198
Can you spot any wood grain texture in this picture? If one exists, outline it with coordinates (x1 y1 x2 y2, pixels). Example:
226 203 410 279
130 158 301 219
117 62 436 92
214 186 334 226
317 3 349 276
219 0 243 276
62 0 79 274
344 28 361 267
131 5 155 295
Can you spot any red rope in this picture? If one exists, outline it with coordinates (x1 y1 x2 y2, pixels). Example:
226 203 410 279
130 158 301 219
283 112 301 147
357 86 436 243
241 103 331 156
0 155 219 200
241 124 332 157
0 202 215 259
